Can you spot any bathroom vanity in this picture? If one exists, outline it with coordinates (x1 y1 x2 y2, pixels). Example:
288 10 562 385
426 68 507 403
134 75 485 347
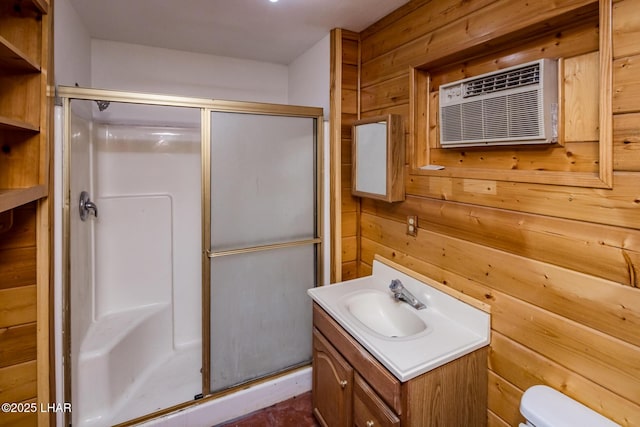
308 256 490 427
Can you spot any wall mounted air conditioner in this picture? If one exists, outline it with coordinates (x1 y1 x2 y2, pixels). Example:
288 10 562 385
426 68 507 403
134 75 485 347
439 59 558 148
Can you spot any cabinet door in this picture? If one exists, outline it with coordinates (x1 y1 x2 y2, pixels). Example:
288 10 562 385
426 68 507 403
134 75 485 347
353 373 400 427
312 329 353 427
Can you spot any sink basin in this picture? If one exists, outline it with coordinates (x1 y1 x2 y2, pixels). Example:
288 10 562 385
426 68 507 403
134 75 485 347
307 256 491 382
343 290 427 338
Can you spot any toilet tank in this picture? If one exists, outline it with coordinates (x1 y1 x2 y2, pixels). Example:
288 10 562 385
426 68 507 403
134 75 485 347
520 385 620 427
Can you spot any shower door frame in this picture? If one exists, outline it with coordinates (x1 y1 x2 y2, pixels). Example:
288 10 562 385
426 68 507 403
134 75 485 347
58 86 324 424
203 104 324 394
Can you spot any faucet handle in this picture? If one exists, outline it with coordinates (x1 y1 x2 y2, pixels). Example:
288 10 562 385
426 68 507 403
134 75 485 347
389 279 403 292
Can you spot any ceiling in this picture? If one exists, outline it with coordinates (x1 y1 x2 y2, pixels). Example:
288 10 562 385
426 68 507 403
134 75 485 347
68 0 410 65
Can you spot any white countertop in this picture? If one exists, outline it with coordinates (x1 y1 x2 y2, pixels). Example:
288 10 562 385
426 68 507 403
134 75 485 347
308 258 490 382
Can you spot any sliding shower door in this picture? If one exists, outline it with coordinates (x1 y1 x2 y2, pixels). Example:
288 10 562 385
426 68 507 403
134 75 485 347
208 110 321 392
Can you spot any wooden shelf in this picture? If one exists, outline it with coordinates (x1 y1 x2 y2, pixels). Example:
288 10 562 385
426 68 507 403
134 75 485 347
0 186 47 213
0 0 51 422
0 35 40 72
0 115 40 132
12 0 50 14
29 0 49 14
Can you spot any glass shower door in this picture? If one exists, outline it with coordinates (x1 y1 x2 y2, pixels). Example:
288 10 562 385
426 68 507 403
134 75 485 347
208 111 321 392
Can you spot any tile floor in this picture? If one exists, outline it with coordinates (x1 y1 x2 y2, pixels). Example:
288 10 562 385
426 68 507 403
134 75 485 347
217 392 319 427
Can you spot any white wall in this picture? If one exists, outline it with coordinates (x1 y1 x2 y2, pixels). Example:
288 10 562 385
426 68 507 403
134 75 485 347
288 34 330 119
91 40 289 103
54 0 92 87
54 1 330 107
287 34 331 284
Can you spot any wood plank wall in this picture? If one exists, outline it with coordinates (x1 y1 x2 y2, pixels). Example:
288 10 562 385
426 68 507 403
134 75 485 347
0 203 38 426
333 0 640 425
331 29 360 281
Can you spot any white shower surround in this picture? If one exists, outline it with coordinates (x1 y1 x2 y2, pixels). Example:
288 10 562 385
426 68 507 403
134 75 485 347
60 106 322 426
54 27 329 426
69 113 203 426
54 15 330 422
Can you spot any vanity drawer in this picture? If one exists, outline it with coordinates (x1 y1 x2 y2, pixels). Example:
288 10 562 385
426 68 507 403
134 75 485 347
313 304 402 414
354 373 400 427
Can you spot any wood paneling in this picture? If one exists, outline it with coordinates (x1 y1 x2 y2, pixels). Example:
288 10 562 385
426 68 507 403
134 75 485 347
360 213 640 347
359 236 640 425
613 0 640 58
342 236 357 264
361 197 640 287
0 403 37 427
406 173 640 229
0 205 36 249
613 53 640 113
360 0 495 62
494 292 640 404
488 370 524 426
0 361 37 404
363 15 599 90
0 323 37 369
330 29 360 282
429 142 599 172
0 247 37 290
360 76 410 114
564 52 600 142
341 211 357 237
0 286 37 328
0 203 39 422
490 332 640 426
614 112 640 171
361 0 598 80
337 0 640 424
488 410 511 427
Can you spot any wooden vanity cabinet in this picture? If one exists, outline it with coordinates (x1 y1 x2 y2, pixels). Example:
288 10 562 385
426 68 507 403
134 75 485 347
312 303 488 427
313 329 353 426
353 373 400 427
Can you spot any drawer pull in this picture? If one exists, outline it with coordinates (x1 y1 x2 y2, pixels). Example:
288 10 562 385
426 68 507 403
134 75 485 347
339 380 348 388
366 421 375 427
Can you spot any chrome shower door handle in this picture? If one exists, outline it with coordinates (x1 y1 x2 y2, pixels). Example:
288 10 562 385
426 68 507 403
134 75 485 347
79 191 98 221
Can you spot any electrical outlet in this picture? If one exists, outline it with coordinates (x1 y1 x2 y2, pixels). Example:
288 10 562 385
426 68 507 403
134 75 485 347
406 215 418 236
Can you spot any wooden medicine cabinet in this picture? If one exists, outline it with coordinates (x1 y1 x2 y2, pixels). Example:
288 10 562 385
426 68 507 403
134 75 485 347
352 114 404 202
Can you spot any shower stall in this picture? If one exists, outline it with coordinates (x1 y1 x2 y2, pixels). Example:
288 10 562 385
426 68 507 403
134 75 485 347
59 87 323 426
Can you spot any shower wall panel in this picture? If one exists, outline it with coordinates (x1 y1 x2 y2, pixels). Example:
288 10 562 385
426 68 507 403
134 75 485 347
93 195 172 315
93 124 201 345
69 103 203 426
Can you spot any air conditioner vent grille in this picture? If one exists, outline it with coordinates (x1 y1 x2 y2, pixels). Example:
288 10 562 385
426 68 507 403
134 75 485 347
464 63 541 98
441 90 542 143
439 59 557 148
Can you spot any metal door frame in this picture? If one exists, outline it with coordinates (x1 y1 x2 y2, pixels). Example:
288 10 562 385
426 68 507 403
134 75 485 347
58 86 323 423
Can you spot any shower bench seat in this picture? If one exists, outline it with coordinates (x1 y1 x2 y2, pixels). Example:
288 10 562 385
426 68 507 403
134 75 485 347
76 303 173 427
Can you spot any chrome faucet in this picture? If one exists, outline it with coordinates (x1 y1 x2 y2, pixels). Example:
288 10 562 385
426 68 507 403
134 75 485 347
389 279 426 310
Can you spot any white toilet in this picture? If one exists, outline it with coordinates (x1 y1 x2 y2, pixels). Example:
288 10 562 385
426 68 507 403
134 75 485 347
520 385 621 427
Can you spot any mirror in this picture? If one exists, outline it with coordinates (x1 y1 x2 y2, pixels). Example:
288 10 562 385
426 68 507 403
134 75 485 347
352 114 404 202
